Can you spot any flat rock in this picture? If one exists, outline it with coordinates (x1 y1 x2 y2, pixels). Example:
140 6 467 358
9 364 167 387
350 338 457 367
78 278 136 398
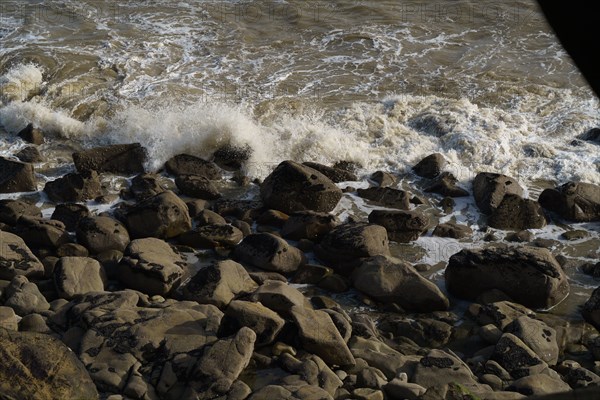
539 181 600 222
125 190 192 239
352 255 449 312
368 210 429 243
165 153 222 179
260 161 343 213
53 257 105 300
357 187 411 210
473 172 524 214
488 194 547 230
73 143 147 175
0 157 36 193
446 246 569 309
76 216 130 254
219 300 285 346
234 233 304 274
0 231 45 280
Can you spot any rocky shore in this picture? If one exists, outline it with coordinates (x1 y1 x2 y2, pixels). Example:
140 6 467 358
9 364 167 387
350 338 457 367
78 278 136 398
1 132 600 400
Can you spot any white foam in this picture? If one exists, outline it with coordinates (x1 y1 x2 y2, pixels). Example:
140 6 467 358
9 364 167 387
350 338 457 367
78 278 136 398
0 63 44 103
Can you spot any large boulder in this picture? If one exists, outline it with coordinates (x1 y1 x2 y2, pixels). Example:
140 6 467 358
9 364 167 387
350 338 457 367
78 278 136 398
488 194 547 230
125 190 192 239
0 329 99 400
491 333 546 379
53 257 106 300
0 231 45 280
352 256 449 313
118 238 186 295
73 143 147 175
165 153 221 179
446 246 569 309
413 153 445 178
182 260 258 309
281 211 339 241
368 210 429 242
357 187 411 210
44 171 102 202
219 300 285 346
506 316 559 365
76 216 130 254
473 172 524 214
0 199 41 225
13 216 69 249
260 161 343 213
0 157 36 193
315 223 390 274
539 181 600 222
234 233 304 274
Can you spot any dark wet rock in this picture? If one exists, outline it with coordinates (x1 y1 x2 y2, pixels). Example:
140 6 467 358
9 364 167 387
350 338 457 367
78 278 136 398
357 187 411 209
582 286 600 331
432 222 473 239
556 360 600 389
505 230 534 243
56 243 89 257
0 329 99 400
468 301 535 330
234 233 304 274
539 181 600 222
53 257 106 300
182 260 257 309
76 216 130 254
260 161 343 213
302 161 358 182
15 145 43 163
413 153 445 178
412 349 478 388
44 170 102 202
318 274 349 293
0 199 41 225
580 127 600 143
17 123 44 145
368 209 429 242
179 224 243 249
118 238 186 295
506 316 559 365
125 190 192 239
213 199 263 222
0 231 45 280
281 210 339 241
249 271 287 285
291 305 355 366
352 255 449 313
473 172 524 214
0 157 36 193
13 216 69 249
581 262 600 278
165 153 222 179
73 143 147 175
256 209 289 227
50 203 90 231
94 249 122 279
315 222 390 274
561 229 589 240
488 194 547 230
219 300 285 346
491 333 545 379
212 144 251 171
175 174 221 200
370 171 397 187
1 275 50 316
509 374 571 396
230 219 252 237
425 172 470 197
379 315 453 348
292 264 332 284
129 173 166 201
187 199 210 218
250 280 307 315
446 246 569 309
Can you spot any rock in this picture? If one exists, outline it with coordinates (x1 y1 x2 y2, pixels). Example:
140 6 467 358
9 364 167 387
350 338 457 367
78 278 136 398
125 190 192 239
561 230 589 240
488 194 547 230
53 257 105 300
468 301 535 330
291 305 355 366
479 324 503 344
73 143 147 175
248 384 332 399
505 230 534 243
492 333 545 379
353 388 384 400
357 187 411 209
302 161 358 182
0 231 45 280
129 173 166 201
165 153 221 179
0 329 99 400
250 280 307 314
556 360 600 389
179 224 243 249
370 171 397 187
175 174 221 200
446 246 570 309
17 123 44 144
432 222 473 239
219 300 285 346
509 374 571 396
379 315 453 348
281 211 338 241
0 157 36 193
413 153 445 178
384 379 426 400
0 306 18 330
19 313 49 333
76 216 130 254
13 216 69 249
539 181 600 222
51 203 90 231
473 172 524 214
212 144 251 171
292 264 332 284
582 286 600 331
412 349 478 388
260 161 343 213
193 209 226 226
425 172 470 197
1 275 50 316
315 223 390 274
352 256 449 312
368 210 429 243
256 209 289 228
182 260 257 309
234 233 304 274
118 238 186 296
57 243 89 257
0 199 41 225
356 366 388 389
506 316 559 365
44 171 102 202
213 199 263 221
15 146 43 163
279 353 343 396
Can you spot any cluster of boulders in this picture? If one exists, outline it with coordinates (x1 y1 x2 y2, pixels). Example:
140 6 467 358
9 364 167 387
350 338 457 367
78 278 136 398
1 137 600 400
